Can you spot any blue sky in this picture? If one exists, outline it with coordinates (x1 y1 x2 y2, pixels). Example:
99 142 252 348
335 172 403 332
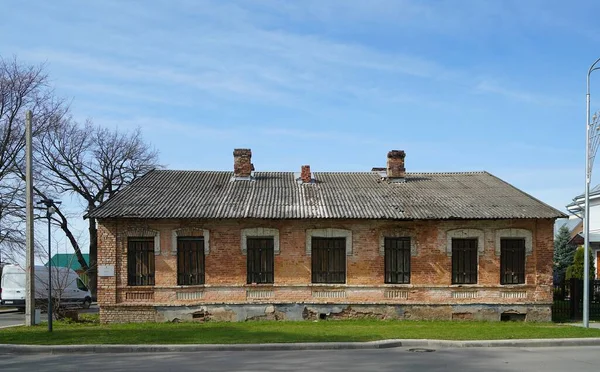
3 0 599 230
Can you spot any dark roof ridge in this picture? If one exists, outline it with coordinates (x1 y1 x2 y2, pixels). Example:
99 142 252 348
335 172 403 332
405 171 487 175
141 169 489 175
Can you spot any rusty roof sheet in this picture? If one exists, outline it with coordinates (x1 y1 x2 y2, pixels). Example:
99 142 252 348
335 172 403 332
86 170 566 220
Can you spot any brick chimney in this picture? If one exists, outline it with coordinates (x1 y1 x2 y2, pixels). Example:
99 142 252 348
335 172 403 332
301 165 311 183
386 150 406 179
233 148 254 178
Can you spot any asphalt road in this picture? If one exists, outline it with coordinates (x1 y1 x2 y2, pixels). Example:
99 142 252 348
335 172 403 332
1 346 599 372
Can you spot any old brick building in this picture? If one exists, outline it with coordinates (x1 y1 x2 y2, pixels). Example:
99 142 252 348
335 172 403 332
88 149 565 323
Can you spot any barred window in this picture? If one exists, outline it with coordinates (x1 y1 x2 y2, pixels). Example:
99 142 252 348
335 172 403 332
247 237 274 284
384 237 411 284
127 238 155 286
177 237 205 285
452 238 477 284
500 238 525 284
311 237 346 284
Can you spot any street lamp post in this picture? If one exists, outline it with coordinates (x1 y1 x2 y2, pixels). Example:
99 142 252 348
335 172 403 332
37 198 61 332
584 57 600 328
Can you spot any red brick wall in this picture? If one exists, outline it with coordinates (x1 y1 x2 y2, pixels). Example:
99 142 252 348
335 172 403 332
96 218 555 320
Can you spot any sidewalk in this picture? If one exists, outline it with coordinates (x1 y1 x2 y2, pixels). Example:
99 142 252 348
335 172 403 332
567 322 600 329
0 308 19 314
2 337 600 354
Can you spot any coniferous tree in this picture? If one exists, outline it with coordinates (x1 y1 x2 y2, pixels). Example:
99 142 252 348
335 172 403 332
566 246 595 280
554 225 576 281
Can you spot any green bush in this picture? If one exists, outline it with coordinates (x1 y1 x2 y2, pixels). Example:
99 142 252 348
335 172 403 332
78 313 100 324
57 313 99 325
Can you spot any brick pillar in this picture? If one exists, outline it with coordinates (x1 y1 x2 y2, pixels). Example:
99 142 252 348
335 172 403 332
301 165 311 183
97 221 118 308
387 150 406 179
233 148 254 177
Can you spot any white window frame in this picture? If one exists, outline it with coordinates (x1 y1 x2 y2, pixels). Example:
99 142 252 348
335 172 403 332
446 229 484 257
379 229 418 256
241 228 280 255
495 228 532 256
126 227 160 255
306 228 352 256
172 227 210 256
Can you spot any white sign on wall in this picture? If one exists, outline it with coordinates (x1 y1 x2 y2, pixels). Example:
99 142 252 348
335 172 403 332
98 265 115 277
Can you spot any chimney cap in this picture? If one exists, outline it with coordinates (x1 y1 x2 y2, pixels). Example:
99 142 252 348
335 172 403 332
387 150 405 159
233 148 252 156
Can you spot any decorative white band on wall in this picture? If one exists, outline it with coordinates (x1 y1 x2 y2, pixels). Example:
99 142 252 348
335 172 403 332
501 291 527 299
126 227 161 255
312 290 347 298
241 228 280 255
176 291 204 300
384 290 409 299
495 229 533 256
306 228 353 256
446 229 485 256
125 291 154 301
246 289 274 299
172 228 210 255
452 291 478 299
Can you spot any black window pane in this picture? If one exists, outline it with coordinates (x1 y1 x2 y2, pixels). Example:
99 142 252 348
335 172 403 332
451 238 477 284
247 237 275 284
311 237 346 284
177 238 205 285
384 237 411 284
127 238 155 286
500 239 525 284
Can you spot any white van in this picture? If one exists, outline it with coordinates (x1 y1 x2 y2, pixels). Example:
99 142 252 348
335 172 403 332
0 265 92 309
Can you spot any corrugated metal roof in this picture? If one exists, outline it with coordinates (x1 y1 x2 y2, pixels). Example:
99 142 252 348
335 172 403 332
46 254 89 271
86 170 566 220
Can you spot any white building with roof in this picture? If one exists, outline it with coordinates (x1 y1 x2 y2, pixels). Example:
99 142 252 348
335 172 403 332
565 185 600 278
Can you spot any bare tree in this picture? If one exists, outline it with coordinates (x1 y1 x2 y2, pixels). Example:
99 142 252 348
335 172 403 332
0 56 159 297
37 117 159 297
0 56 65 260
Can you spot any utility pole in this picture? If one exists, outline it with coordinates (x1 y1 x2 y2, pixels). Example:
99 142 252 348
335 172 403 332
25 110 35 326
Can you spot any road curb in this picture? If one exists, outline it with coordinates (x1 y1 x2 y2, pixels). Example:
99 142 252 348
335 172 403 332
2 338 600 354
400 338 600 348
0 339 403 354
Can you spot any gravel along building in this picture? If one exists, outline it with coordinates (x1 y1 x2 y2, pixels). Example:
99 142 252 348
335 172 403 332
87 149 565 323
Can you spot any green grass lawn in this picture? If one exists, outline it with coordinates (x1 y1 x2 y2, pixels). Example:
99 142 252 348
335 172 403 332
1 317 600 345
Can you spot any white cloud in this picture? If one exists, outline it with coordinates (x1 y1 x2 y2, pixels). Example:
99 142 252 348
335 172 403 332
14 0 573 115
474 80 574 106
